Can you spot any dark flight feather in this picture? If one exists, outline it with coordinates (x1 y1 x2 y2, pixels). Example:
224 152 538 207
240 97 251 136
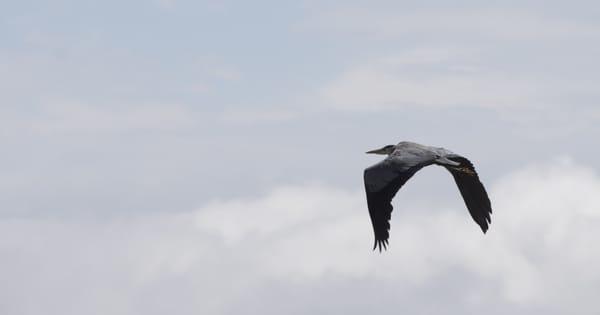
364 166 418 252
444 156 492 233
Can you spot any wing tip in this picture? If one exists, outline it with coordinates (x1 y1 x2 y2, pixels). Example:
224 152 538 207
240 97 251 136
372 239 389 252
481 206 493 234
479 217 491 234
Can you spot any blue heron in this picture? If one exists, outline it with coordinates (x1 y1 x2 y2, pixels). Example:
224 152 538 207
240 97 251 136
364 141 492 251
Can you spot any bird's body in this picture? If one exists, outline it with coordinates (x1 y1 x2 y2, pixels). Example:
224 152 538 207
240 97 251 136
364 141 492 251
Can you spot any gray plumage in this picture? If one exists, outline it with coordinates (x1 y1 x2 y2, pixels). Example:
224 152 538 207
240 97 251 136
364 141 492 251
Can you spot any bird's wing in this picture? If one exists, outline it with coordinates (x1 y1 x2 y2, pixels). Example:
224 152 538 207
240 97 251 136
364 160 420 251
444 155 492 233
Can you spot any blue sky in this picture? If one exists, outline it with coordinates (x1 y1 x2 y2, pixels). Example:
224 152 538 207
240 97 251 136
1 1 600 314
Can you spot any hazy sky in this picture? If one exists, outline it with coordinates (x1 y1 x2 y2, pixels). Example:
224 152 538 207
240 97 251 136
1 1 600 314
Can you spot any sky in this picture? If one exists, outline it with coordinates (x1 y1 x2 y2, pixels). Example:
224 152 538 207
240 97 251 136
1 1 600 314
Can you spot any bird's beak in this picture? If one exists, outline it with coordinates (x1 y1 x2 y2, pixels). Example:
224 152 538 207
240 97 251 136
366 148 385 154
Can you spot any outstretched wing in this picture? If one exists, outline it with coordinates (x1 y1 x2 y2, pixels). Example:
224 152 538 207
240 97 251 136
445 155 492 233
364 161 419 251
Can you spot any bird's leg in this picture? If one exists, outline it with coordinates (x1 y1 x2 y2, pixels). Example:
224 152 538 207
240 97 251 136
435 156 461 167
436 156 476 175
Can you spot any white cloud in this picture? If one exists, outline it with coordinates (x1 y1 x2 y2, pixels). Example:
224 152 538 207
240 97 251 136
320 47 600 111
304 7 600 115
219 107 299 124
301 7 600 41
0 103 198 134
321 53 531 110
1 160 599 314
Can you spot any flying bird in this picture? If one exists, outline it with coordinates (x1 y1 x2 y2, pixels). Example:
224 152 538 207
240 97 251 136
364 141 492 251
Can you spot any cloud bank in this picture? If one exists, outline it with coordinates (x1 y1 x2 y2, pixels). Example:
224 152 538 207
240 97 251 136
1 159 598 314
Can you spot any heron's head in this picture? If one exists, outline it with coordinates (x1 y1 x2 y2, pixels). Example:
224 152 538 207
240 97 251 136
366 144 395 155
